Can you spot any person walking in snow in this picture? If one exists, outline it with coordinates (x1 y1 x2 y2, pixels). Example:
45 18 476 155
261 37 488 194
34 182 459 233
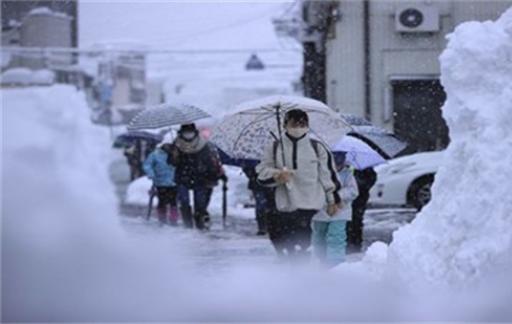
167 123 226 230
143 139 179 226
256 109 342 258
347 167 377 253
311 153 359 267
124 142 143 180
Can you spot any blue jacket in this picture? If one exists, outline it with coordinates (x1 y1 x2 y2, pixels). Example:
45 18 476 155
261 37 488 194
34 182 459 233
143 148 176 187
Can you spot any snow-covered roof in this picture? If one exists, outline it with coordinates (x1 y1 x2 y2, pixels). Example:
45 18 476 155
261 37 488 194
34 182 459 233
1 68 55 86
1 68 33 85
32 69 55 84
26 7 72 20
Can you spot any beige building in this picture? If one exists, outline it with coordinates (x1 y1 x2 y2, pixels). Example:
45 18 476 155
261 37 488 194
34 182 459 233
321 0 511 152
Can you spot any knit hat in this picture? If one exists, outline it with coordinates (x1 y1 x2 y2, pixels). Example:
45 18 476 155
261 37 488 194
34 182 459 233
179 123 197 133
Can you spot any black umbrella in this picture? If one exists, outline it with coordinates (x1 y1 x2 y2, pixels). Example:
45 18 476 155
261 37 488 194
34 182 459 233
340 113 408 159
349 126 408 159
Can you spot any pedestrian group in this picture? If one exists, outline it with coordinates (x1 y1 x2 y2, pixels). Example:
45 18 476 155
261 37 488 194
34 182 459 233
139 109 375 267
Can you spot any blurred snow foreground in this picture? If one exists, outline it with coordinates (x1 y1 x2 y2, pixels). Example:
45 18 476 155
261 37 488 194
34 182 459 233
3 8 512 321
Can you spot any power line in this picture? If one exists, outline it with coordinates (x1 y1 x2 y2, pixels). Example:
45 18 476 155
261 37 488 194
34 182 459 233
2 46 302 55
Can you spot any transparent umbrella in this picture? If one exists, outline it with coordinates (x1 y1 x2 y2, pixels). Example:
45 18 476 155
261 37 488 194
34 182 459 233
127 103 210 131
211 95 351 161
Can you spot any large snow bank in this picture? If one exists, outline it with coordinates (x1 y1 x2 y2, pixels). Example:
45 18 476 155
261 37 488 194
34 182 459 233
2 86 192 321
387 7 512 286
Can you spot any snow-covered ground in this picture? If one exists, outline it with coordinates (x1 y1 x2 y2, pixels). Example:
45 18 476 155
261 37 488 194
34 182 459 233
124 164 254 219
3 7 512 322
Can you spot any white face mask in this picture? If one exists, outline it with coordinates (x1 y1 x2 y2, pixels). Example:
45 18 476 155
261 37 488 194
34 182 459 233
287 127 309 138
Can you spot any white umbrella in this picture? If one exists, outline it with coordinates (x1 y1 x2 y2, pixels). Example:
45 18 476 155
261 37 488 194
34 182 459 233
332 135 386 170
210 95 351 161
127 103 210 131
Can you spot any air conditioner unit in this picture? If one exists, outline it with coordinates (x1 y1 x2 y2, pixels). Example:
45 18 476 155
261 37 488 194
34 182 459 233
395 4 439 33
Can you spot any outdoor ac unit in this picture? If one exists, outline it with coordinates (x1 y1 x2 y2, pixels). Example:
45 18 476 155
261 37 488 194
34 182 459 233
395 4 439 33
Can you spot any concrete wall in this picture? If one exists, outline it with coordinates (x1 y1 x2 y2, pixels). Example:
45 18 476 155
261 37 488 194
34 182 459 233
20 13 72 47
19 12 73 68
325 0 512 128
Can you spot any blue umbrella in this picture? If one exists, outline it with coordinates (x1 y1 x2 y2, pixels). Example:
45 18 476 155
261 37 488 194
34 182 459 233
340 113 408 158
332 135 386 170
113 131 163 148
217 147 259 168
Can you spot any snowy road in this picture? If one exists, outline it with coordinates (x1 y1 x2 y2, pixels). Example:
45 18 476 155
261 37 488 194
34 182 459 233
118 205 416 271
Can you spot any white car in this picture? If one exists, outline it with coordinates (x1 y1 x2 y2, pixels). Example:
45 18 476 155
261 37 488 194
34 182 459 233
369 151 444 210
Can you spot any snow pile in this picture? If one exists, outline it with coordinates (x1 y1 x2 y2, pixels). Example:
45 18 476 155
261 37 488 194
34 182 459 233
1 68 55 86
125 176 156 206
387 7 512 286
2 86 193 321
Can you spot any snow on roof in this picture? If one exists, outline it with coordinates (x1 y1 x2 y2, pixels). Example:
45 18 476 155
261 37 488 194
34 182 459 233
1 68 33 85
32 69 55 84
26 7 72 20
1 68 55 85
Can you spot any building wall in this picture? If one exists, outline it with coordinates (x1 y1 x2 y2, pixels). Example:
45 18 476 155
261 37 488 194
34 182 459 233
326 0 512 129
18 13 73 69
325 0 365 114
21 14 72 47
1 0 78 47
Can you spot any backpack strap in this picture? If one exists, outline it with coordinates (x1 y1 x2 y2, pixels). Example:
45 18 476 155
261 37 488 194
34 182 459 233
272 140 278 166
309 139 320 159
273 139 321 165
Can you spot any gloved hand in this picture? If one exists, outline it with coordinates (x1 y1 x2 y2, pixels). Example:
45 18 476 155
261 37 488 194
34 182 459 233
220 174 228 182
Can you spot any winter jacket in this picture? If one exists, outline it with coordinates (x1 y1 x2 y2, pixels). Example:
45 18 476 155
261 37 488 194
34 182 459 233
313 166 359 221
143 148 176 187
256 133 341 212
170 137 223 188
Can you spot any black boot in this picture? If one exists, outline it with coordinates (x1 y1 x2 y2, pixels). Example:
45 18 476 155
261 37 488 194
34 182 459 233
180 206 193 228
194 211 211 230
256 212 267 235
